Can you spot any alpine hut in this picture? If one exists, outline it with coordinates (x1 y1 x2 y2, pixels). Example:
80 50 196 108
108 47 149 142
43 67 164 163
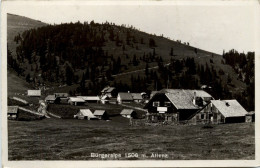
120 109 137 119
8 106 19 120
94 110 109 120
74 109 98 120
189 99 248 124
117 92 133 104
144 89 213 123
45 95 60 104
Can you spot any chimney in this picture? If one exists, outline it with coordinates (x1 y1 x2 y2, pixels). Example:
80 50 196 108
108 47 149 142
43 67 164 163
193 92 196 105
128 91 130 93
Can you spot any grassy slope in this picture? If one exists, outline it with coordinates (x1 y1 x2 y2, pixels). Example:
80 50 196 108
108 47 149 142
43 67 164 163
8 120 254 160
7 13 47 58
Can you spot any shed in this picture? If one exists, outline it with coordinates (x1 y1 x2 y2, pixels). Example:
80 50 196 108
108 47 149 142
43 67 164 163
190 99 248 124
8 106 19 120
45 95 60 104
120 109 137 119
27 90 41 97
117 92 133 104
74 109 98 120
93 110 109 120
211 100 247 123
68 97 85 106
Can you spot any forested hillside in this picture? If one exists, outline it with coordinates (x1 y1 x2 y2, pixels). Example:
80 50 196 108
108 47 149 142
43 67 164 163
7 14 255 111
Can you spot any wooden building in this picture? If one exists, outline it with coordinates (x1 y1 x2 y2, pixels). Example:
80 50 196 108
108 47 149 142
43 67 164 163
120 109 137 119
27 90 41 97
74 109 98 120
101 86 117 98
117 92 133 104
189 99 248 124
93 110 109 120
144 89 213 123
68 97 85 106
45 95 60 104
8 106 19 120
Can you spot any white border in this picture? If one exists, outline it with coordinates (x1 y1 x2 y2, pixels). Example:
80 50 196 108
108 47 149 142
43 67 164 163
1 0 260 167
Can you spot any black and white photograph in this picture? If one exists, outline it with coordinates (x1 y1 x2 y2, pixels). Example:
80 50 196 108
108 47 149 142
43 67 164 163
1 0 259 167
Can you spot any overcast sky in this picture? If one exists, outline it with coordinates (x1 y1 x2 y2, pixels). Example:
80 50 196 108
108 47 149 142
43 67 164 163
3 0 259 54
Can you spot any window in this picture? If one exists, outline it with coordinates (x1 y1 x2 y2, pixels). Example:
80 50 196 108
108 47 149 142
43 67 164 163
153 101 160 107
164 101 171 107
201 114 205 119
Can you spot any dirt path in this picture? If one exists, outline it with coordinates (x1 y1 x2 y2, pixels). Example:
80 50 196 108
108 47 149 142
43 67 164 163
111 62 171 77
46 111 61 119
18 107 45 117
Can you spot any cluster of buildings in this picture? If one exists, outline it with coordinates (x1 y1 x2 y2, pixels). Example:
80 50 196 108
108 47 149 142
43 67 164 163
13 86 254 125
144 89 255 124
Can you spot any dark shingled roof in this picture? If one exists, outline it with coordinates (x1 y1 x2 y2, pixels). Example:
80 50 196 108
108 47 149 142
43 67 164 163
145 89 213 110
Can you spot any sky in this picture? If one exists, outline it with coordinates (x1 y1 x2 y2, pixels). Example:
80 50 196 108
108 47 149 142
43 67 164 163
3 0 259 54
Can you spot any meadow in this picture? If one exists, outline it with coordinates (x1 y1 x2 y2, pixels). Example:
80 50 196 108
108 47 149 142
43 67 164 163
8 118 254 160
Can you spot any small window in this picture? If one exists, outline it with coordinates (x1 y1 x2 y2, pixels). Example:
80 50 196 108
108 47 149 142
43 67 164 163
153 101 160 107
164 101 171 107
201 114 205 119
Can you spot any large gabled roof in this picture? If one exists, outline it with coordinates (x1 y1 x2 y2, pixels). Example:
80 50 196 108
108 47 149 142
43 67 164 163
118 92 133 101
145 89 213 110
161 89 212 98
211 100 247 118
